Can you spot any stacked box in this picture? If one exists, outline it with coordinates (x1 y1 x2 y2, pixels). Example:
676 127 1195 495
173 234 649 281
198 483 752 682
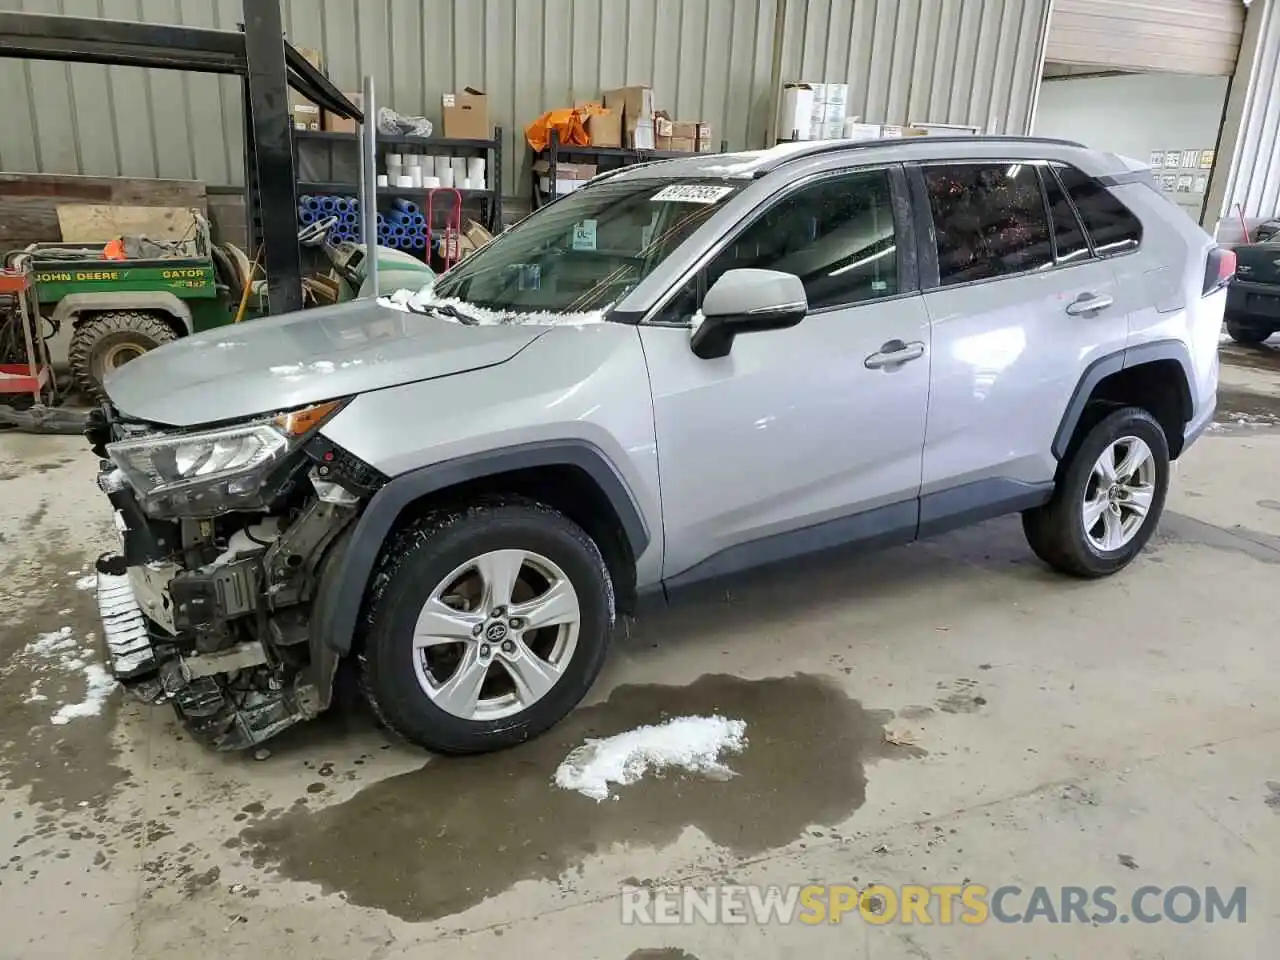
604 86 656 149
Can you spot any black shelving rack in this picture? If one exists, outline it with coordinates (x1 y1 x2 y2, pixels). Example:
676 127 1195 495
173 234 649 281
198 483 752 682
532 129 729 207
295 127 504 233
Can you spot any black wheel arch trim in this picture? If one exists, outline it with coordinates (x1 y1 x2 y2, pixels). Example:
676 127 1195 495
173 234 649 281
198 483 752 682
313 439 652 656
1051 339 1195 460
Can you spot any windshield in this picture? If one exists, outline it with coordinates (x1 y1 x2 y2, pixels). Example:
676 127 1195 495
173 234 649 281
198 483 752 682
432 178 744 316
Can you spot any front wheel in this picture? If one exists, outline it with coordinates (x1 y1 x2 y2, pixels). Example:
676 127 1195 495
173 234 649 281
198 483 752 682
359 499 615 754
1023 407 1170 578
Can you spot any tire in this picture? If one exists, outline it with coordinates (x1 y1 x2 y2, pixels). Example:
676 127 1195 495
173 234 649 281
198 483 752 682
68 311 179 403
1226 318 1273 345
1022 407 1170 578
359 498 615 754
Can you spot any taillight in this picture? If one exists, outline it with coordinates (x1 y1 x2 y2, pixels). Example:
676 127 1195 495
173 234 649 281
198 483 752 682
1204 247 1236 295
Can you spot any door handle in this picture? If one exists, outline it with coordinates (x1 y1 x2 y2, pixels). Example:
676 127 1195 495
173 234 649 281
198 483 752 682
864 339 926 369
1065 292 1114 316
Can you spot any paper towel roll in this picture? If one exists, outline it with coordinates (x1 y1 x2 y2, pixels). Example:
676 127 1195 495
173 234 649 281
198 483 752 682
423 176 441 189
466 158 486 189
461 178 472 190
451 157 467 180
432 156 450 178
395 175 414 188
385 153 402 167
410 167 423 187
376 174 389 187
438 167 456 188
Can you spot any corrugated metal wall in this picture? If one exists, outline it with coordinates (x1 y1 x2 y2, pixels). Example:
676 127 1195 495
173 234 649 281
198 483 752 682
1216 0 1280 221
0 0 1049 193
778 0 1049 135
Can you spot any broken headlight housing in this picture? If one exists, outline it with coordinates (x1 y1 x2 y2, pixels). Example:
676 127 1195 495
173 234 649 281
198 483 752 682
107 400 346 518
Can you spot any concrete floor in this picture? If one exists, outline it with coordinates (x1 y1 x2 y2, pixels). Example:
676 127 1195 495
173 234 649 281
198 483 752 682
2 339 1280 959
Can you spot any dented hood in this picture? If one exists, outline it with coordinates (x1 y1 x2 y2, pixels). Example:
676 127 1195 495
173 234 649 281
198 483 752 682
104 299 547 427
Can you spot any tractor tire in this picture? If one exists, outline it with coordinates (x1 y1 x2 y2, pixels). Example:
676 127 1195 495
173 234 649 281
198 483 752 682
69 311 179 403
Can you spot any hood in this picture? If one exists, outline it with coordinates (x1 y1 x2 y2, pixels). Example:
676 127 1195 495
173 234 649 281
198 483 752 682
104 299 547 427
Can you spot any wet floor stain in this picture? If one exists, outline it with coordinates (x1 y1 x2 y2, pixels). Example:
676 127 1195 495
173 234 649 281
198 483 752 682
626 950 701 960
1265 781 1280 812
240 673 922 923
936 678 987 714
1218 342 1280 375
0 540 128 812
1216 386 1280 424
1157 513 1280 564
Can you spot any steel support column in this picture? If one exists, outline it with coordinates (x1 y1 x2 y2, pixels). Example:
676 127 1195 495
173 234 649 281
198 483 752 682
242 0 302 315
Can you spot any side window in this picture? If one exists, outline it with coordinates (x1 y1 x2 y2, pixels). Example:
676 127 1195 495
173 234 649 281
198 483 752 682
1053 163 1142 257
923 163 1053 285
663 169 900 320
1040 166 1091 264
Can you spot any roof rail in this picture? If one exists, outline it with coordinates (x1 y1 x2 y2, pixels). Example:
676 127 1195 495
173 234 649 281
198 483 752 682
758 134 1089 175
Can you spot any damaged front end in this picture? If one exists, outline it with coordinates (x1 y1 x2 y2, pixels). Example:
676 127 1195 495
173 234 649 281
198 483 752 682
85 399 384 750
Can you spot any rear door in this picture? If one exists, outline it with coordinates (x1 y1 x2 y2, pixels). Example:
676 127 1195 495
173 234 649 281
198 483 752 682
639 165 933 582
912 160 1129 526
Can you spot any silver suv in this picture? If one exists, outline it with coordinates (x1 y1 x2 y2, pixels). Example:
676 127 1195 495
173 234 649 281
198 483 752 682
87 137 1228 754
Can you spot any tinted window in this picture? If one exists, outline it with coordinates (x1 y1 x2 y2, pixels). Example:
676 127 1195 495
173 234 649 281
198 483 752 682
708 169 900 310
924 163 1053 285
1054 164 1142 257
1041 167 1091 264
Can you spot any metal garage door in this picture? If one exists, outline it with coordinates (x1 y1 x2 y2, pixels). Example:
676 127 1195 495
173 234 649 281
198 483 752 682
1046 0 1245 76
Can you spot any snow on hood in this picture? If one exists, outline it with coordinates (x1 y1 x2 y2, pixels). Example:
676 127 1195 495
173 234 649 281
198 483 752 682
553 715 748 801
379 283 613 328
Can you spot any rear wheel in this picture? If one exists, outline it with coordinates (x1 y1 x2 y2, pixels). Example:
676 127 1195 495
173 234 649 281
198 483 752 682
359 499 615 754
1226 316 1273 345
1023 407 1170 578
69 311 178 402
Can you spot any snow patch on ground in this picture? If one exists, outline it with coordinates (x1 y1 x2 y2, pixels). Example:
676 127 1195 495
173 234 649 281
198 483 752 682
380 285 613 327
25 627 77 658
553 715 748 802
51 664 116 725
20 626 118 723
74 573 96 591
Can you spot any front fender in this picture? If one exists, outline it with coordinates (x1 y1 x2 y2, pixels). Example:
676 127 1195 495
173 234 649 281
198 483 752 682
53 291 194 334
311 440 651 656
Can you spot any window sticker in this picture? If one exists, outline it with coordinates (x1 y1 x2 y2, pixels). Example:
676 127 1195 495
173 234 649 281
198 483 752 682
572 219 598 251
651 184 735 204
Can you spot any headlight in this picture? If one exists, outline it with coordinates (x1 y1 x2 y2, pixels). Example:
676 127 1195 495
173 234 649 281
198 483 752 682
107 400 345 517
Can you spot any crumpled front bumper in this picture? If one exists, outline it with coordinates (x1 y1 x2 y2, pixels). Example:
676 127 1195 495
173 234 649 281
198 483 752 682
94 553 157 679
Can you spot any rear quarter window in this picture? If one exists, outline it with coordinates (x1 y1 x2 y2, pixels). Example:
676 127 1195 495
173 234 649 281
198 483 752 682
1053 164 1143 257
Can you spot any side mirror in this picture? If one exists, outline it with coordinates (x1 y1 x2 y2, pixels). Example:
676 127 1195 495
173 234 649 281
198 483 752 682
690 269 808 360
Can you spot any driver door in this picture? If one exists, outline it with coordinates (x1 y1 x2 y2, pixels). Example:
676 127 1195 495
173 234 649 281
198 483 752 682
639 165 933 583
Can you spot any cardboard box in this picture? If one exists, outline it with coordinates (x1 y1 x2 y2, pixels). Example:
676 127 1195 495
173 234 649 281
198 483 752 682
778 82 816 140
442 87 490 140
604 85 655 128
695 136 716 153
289 45 324 131
629 122 655 150
323 92 363 133
534 160 598 196
843 122 882 141
656 134 697 152
655 112 702 140
586 109 622 147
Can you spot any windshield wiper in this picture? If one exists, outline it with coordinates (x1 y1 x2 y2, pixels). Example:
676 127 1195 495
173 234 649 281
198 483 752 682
406 300 482 326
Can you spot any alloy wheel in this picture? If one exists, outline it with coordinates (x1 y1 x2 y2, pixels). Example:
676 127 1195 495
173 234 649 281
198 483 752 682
410 549 581 721
1081 435 1156 552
